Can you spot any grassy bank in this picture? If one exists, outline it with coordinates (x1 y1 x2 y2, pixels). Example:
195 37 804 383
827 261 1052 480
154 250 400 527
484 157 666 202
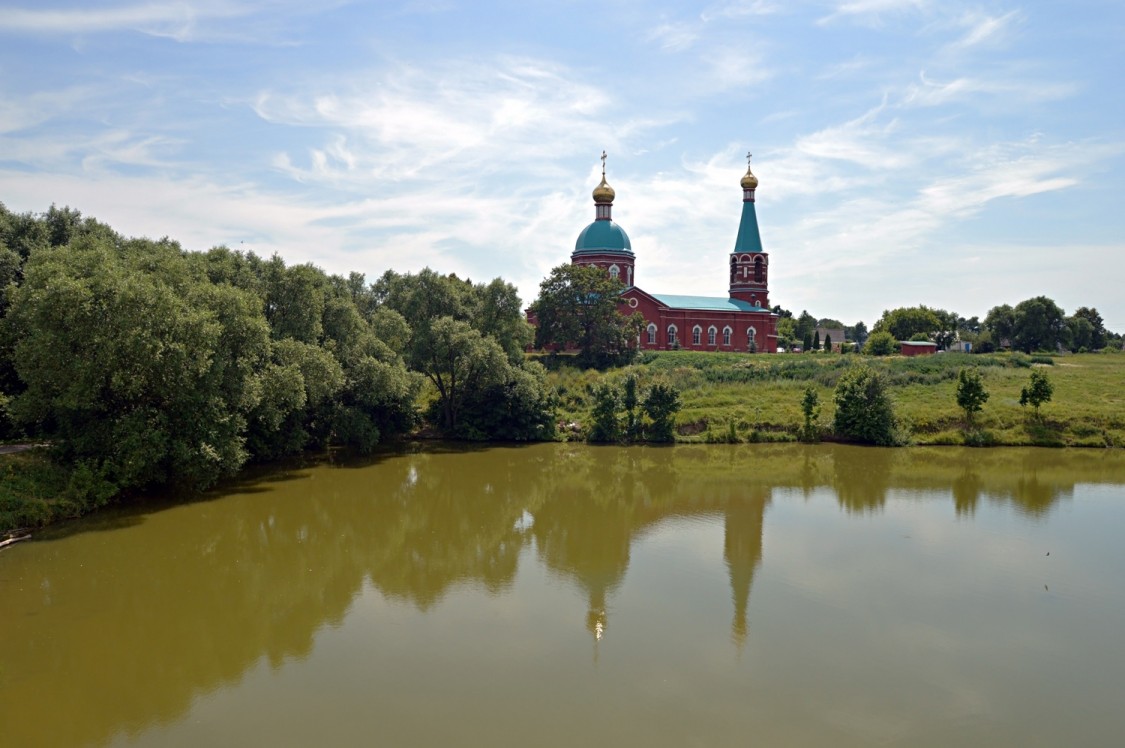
0 449 76 533
548 349 1125 447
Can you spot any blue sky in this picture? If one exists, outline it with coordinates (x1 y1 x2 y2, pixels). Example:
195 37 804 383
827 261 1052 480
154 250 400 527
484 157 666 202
1 0 1122 331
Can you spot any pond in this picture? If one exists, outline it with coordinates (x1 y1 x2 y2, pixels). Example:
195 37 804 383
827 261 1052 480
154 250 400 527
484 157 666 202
2 444 1125 747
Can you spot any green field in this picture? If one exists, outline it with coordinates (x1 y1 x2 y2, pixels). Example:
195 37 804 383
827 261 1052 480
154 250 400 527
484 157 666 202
547 349 1125 447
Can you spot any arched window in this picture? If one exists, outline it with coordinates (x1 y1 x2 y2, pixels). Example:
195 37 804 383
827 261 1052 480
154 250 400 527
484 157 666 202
667 324 678 346
692 325 702 346
754 256 764 283
747 327 757 342
723 326 732 346
609 264 620 281
747 326 757 351
646 323 656 345
707 326 717 346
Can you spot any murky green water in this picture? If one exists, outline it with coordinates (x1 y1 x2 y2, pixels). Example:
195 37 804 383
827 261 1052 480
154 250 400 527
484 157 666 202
2 444 1125 747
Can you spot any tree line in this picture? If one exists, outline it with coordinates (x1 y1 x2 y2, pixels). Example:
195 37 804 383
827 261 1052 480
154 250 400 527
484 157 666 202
0 204 555 509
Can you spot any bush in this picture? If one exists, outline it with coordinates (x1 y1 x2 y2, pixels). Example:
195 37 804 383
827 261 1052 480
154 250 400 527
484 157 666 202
863 331 898 356
832 366 905 445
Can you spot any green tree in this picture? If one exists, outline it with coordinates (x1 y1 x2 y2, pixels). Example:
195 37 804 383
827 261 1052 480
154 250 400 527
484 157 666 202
873 306 941 341
799 386 820 442
863 330 898 356
4 235 271 497
1019 370 1053 419
416 316 509 432
813 330 821 351
622 374 640 441
824 334 832 352
1066 315 1094 352
530 263 641 369
984 304 1015 346
1072 307 1107 349
642 381 681 442
587 383 621 443
776 316 797 350
833 366 902 445
1011 296 1069 353
955 368 989 425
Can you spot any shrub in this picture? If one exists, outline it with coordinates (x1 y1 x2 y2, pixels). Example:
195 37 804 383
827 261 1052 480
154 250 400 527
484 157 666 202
863 331 898 356
955 368 989 425
832 366 904 445
1019 370 1053 419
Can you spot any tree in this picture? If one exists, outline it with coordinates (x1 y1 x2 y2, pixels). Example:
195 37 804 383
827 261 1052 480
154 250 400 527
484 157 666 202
846 321 868 346
955 368 989 425
1019 370 1053 419
587 383 621 443
1011 296 1069 353
795 310 816 344
984 304 1015 346
1072 307 1107 350
833 366 902 445
622 374 641 441
642 382 681 442
776 316 797 350
4 235 272 497
530 263 641 369
863 330 898 356
799 386 820 442
416 317 509 432
872 306 941 341
1066 315 1095 352
824 333 833 352
813 330 821 351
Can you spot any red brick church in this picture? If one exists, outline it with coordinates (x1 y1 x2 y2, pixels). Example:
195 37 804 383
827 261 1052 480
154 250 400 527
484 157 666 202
568 152 778 353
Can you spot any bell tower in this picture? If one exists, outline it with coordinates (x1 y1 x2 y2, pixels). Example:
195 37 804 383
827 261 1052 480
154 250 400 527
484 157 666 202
728 152 769 309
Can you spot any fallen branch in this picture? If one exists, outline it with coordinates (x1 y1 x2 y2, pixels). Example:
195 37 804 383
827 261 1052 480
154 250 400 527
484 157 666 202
0 533 32 551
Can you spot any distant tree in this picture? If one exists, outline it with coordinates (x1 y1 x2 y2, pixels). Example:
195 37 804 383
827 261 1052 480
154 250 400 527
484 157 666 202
846 321 868 346
776 316 797 350
930 308 959 350
818 317 845 329
833 366 903 446
622 374 641 441
530 263 641 369
984 304 1015 346
863 330 898 356
824 333 833 352
1066 315 1095 352
813 330 821 351
772 305 793 318
1072 307 1107 349
873 306 941 341
956 368 989 425
796 310 817 342
802 332 813 353
1011 296 1069 353
1019 370 1053 419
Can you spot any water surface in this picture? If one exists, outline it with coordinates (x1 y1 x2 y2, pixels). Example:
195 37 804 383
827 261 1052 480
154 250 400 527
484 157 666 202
2 444 1124 747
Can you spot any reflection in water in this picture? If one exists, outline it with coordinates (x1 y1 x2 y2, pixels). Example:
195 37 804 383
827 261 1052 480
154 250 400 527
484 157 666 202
1 444 1123 747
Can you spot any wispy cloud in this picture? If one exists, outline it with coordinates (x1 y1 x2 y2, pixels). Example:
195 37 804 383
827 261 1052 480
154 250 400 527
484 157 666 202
0 0 341 42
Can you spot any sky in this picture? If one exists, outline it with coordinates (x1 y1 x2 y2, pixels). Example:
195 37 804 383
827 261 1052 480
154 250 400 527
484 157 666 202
1 0 1123 331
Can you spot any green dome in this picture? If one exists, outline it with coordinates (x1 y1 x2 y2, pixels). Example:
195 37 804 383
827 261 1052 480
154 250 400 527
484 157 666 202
574 220 633 255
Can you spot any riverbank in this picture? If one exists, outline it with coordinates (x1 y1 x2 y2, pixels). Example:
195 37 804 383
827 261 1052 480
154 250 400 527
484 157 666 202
548 349 1125 447
4 350 1123 534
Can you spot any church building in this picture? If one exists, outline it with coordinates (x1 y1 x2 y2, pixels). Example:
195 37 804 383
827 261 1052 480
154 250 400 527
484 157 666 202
570 153 778 353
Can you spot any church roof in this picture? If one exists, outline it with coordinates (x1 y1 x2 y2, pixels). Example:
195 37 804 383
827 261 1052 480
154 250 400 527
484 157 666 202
650 293 771 313
574 219 633 255
732 200 764 255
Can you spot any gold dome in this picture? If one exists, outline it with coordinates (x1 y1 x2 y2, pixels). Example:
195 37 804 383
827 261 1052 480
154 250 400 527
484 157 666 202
741 166 759 190
592 176 616 203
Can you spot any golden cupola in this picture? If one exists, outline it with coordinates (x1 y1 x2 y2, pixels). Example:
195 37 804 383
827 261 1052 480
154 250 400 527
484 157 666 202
593 151 616 204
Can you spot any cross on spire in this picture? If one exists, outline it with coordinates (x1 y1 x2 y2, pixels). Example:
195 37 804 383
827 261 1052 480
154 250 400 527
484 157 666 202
746 151 753 168
601 150 607 177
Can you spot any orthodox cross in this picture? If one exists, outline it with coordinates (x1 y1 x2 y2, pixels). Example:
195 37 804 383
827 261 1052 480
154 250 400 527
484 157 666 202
746 151 753 168
601 150 607 177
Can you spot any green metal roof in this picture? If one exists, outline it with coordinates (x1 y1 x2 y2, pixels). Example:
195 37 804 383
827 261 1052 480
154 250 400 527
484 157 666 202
574 220 633 255
650 293 770 312
732 200 764 255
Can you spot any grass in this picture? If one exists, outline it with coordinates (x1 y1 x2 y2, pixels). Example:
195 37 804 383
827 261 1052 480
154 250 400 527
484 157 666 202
547 349 1125 447
0 449 79 533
